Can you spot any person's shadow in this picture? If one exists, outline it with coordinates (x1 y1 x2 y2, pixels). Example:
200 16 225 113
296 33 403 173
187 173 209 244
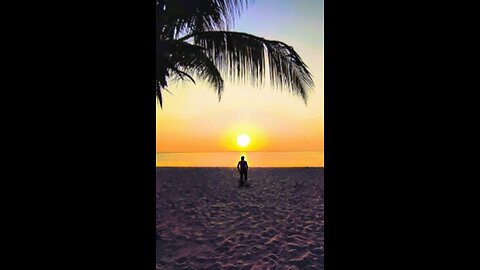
239 180 251 188
238 179 250 188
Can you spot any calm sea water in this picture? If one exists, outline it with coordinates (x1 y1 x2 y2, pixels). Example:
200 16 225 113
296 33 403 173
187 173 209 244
156 151 324 167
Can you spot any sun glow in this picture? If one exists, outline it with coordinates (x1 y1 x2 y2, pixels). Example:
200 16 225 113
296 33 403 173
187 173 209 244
220 124 267 151
237 134 250 147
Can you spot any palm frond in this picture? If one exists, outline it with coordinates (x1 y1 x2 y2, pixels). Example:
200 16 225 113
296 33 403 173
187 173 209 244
157 0 249 39
180 31 314 102
156 82 163 108
167 63 196 84
169 41 224 100
156 1 314 107
156 40 225 104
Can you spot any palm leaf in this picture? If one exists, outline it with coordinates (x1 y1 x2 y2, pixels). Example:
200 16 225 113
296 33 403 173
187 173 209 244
180 31 314 102
157 0 249 39
156 40 224 105
169 41 224 100
156 82 163 108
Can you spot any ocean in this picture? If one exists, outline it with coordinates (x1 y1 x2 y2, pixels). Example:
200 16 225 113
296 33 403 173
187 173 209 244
156 151 324 167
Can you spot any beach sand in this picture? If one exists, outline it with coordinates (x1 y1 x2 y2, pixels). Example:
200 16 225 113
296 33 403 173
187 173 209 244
156 168 324 270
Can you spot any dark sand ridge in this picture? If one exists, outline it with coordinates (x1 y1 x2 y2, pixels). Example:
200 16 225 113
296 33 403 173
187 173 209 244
156 167 324 270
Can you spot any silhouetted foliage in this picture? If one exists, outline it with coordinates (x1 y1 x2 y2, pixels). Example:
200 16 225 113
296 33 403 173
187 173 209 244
156 0 314 107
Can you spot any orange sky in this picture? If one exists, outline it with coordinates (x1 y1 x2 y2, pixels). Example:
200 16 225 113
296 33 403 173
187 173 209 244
156 0 323 153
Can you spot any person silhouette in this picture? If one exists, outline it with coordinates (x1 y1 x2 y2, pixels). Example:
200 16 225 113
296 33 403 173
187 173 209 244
237 156 249 187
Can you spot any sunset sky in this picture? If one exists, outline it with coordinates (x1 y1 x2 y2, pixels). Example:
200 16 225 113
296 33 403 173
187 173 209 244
156 0 324 153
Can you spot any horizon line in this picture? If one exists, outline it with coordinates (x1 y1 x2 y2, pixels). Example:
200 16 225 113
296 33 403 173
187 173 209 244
156 150 324 154
155 166 324 168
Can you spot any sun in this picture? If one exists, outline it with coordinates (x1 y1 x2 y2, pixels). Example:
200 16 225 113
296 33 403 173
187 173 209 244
237 134 250 147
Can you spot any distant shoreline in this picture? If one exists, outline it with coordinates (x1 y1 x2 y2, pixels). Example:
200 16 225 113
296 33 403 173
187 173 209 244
155 166 324 168
157 151 324 167
156 150 324 153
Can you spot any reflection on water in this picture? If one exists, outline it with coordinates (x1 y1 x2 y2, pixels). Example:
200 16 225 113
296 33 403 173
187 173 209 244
156 151 324 167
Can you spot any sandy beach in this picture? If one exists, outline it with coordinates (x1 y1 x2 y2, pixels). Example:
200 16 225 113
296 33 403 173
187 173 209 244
156 167 324 269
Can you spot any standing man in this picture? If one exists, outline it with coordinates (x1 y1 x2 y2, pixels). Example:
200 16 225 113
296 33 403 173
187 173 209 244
237 156 249 187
